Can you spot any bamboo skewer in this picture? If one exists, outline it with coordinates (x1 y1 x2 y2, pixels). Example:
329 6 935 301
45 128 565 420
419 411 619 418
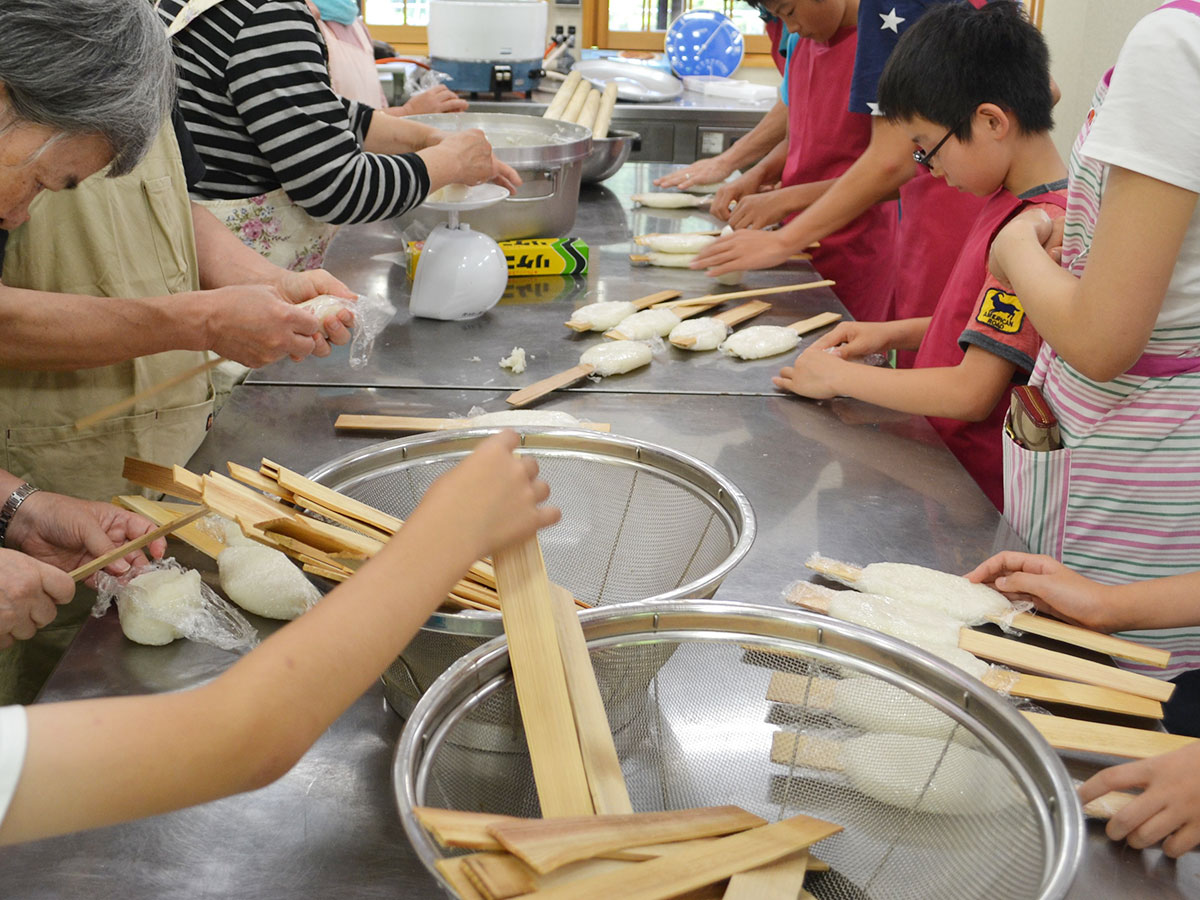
68 506 208 581
565 290 682 332
333 414 612 434
494 536 595 817
804 556 1171 667
670 301 772 349
75 356 224 430
550 585 633 815
652 280 836 309
1021 711 1198 759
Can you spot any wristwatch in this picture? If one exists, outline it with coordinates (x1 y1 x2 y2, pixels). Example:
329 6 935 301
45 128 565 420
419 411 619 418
0 482 40 548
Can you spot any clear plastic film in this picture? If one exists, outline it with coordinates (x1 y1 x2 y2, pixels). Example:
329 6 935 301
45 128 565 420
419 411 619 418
94 558 258 652
299 292 397 368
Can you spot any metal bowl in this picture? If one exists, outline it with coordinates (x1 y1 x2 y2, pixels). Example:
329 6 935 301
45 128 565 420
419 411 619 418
305 428 755 716
581 129 640 184
401 112 592 240
395 601 1084 900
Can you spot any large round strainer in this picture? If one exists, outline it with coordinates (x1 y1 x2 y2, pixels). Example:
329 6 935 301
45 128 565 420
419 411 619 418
306 428 755 716
395 601 1083 900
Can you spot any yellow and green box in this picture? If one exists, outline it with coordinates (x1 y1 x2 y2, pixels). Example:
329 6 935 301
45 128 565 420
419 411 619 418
407 237 588 280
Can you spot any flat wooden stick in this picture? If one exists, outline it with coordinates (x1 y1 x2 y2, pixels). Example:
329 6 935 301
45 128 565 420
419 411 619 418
516 814 842 900
550 585 633 815
787 312 843 335
270 461 403 534
671 301 772 349
654 281 835 309
334 414 612 434
804 556 1171 669
436 857 488 900
69 506 208 581
981 668 1163 719
1083 790 1138 819
463 853 535 899
784 594 1166 716
494 536 594 818
604 299 724 341
114 496 225 559
1005 612 1170 669
960 630 1174 703
490 806 766 874
566 290 684 331
75 356 223 430
1022 711 1197 759
122 457 203 503
722 852 810 900
507 364 595 409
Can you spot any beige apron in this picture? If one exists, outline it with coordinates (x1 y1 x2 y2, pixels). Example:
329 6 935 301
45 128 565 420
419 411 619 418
0 122 214 502
0 122 214 704
168 0 339 272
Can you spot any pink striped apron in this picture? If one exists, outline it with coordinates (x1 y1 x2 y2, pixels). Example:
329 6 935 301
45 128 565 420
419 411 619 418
1003 0 1200 677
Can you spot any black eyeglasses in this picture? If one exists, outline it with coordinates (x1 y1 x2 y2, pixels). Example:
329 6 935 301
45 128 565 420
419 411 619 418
913 126 958 168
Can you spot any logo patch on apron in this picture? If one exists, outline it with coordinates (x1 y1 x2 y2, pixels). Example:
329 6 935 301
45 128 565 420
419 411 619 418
976 288 1025 334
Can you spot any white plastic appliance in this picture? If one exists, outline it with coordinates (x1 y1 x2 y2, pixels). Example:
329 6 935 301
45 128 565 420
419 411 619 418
427 0 548 97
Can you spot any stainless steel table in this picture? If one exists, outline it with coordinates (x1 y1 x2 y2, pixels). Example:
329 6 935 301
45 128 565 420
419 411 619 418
3 163 1194 898
249 166 840 395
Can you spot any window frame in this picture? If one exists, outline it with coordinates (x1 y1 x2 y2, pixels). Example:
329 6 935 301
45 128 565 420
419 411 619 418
585 0 770 56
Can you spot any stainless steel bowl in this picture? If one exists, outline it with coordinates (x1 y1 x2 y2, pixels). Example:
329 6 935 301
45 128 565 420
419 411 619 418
305 427 756 718
402 112 592 240
581 129 640 184
396 601 1084 900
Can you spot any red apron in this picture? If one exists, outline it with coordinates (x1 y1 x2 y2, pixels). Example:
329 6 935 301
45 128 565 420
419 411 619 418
765 18 787 76
781 26 897 322
892 171 992 366
914 187 1067 509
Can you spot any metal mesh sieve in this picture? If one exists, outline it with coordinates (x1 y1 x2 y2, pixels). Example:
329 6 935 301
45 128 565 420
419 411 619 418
305 428 755 716
394 601 1083 900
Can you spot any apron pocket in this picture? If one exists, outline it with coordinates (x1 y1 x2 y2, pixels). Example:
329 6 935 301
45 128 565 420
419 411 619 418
1002 417 1071 558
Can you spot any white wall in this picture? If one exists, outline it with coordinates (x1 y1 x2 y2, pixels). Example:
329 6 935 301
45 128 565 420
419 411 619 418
1040 0 1159 156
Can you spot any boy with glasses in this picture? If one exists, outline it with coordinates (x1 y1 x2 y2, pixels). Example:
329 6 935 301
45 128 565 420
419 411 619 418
771 1 1066 509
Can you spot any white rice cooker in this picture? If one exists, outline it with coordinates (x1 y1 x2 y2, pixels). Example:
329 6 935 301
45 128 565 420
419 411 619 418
428 0 548 97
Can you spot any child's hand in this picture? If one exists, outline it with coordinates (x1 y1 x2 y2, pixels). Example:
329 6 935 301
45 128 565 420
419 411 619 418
710 171 767 222
989 208 1059 288
965 551 1123 632
1079 743 1200 858
808 321 893 361
727 191 794 231
423 431 560 561
691 229 792 277
772 344 845 399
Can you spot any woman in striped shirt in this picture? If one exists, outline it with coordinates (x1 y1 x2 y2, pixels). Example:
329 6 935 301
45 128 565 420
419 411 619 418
157 0 518 271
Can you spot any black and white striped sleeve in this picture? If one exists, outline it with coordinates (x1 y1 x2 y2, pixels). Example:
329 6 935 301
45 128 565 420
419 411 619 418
226 2 428 224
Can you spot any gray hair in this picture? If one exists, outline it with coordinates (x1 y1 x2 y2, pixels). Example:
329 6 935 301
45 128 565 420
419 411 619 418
0 0 175 176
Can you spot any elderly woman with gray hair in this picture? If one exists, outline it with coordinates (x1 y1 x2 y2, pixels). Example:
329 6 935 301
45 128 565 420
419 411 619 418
0 0 367 704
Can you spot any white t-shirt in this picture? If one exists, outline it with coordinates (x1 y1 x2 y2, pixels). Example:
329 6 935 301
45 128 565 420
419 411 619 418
0 704 28 828
1082 8 1200 330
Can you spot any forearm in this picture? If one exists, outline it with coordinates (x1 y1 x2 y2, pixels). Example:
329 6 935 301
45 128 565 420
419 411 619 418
191 203 286 290
363 114 438 154
1105 574 1200 631
0 285 210 370
1 503 477 845
774 120 916 250
828 358 1007 421
720 102 788 171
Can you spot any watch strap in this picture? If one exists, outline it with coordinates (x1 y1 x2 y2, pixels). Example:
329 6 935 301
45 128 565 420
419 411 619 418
0 482 40 548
